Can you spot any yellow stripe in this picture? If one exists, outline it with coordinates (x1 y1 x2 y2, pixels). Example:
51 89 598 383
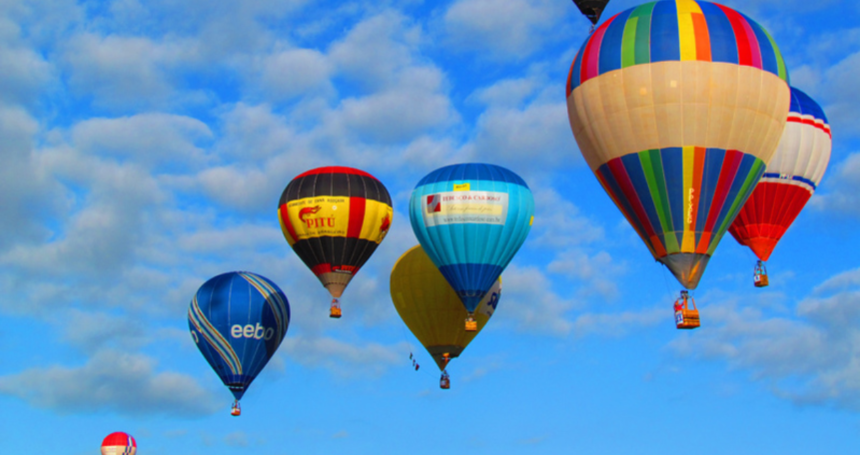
277 208 296 246
676 0 700 61
358 200 394 243
681 146 696 253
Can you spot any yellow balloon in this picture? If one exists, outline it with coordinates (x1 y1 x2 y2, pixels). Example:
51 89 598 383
390 245 501 371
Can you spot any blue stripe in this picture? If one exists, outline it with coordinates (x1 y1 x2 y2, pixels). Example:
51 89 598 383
661 148 684 246
438 263 504 313
598 9 632 74
569 40 588 92
650 0 679 63
714 153 755 231
789 87 828 123
762 172 817 190
696 148 725 242
597 164 651 248
416 163 530 188
621 154 662 242
700 1 738 64
746 13 778 76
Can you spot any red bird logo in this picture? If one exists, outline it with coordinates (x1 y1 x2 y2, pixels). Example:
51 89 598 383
299 205 322 222
380 214 391 234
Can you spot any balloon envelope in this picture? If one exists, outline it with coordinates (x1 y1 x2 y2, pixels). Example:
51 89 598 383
188 271 290 400
278 166 392 301
729 87 831 261
566 0 790 289
409 163 533 313
101 432 136 455
391 245 501 370
573 0 610 25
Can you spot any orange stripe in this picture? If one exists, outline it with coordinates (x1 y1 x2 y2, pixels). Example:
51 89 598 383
692 13 711 61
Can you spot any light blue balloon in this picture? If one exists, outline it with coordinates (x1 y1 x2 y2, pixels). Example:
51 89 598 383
409 163 534 313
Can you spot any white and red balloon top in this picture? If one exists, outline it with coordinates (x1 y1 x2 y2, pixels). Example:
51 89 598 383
101 432 137 455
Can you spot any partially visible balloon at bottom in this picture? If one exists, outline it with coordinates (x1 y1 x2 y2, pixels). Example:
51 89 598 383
101 432 136 455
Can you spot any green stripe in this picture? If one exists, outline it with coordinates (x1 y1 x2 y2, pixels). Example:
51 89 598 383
632 2 655 65
707 159 765 255
761 27 788 83
639 149 680 254
621 17 639 68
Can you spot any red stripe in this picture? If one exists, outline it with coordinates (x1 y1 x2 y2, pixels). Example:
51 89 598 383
346 197 365 238
279 204 299 243
728 181 812 261
581 17 614 83
311 263 332 275
293 166 377 180
692 13 712 62
703 150 743 233
717 4 752 67
608 159 657 239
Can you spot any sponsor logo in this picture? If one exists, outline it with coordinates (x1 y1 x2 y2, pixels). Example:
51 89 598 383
299 205 322 221
380 214 391 234
231 323 276 341
423 191 508 226
453 183 470 191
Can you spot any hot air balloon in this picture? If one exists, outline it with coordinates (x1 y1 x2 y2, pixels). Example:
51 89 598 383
409 163 533 331
278 166 393 318
566 0 791 328
573 0 611 27
391 245 501 389
101 432 136 455
188 271 290 416
729 87 831 287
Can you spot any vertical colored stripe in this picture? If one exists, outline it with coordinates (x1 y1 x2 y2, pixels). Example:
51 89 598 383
621 15 639 68
568 39 588 93
738 13 762 69
633 2 655 65
709 157 764 255
676 0 701 61
651 0 680 62
662 147 685 247
583 20 611 81
760 26 788 82
599 10 631 74
681 146 696 252
608 159 658 240
748 17 779 78
347 197 366 238
622 153 667 252
691 10 711 61
639 149 674 236
698 1 737 64
596 170 661 257
717 4 752 67
703 149 743 234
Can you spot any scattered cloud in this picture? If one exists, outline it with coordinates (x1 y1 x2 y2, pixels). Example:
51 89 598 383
0 350 220 416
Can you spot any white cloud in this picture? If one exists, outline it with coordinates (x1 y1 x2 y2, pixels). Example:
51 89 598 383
0 350 220 416
667 278 860 411
442 0 566 59
70 113 213 167
494 264 575 336
809 152 860 215
60 33 198 110
329 10 422 91
280 335 408 377
255 47 334 102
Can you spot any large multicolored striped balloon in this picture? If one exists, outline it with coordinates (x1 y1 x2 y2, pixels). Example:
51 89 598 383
409 163 533 314
278 167 392 309
188 272 290 407
101 432 136 455
566 0 791 289
729 87 831 261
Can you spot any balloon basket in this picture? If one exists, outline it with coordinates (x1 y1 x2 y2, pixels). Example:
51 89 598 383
330 300 342 319
754 261 769 288
674 293 700 330
440 372 451 389
230 401 241 417
465 316 477 332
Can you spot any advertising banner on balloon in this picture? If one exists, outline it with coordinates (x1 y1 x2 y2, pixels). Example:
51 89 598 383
422 191 509 226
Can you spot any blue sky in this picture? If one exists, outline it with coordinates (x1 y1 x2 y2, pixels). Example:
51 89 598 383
1 0 859 453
